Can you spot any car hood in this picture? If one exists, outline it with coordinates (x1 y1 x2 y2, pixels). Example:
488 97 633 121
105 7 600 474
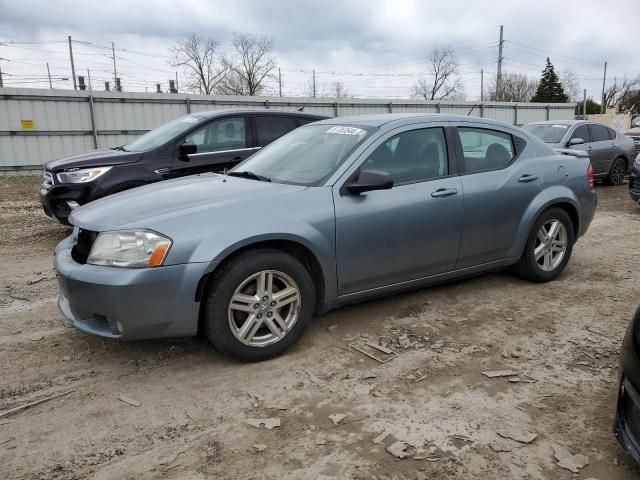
70 173 308 231
45 148 143 171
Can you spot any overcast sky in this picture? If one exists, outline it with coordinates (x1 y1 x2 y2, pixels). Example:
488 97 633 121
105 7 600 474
0 0 638 101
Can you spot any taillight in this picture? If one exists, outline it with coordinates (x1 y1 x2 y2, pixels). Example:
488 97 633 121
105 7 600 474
587 163 594 190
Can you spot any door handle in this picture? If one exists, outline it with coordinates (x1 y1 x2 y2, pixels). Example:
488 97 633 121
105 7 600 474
518 174 538 183
430 188 458 198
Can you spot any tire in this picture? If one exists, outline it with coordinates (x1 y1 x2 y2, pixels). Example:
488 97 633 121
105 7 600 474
202 249 316 362
515 207 575 283
604 157 626 186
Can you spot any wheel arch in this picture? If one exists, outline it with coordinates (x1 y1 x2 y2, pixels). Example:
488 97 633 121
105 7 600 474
195 237 330 333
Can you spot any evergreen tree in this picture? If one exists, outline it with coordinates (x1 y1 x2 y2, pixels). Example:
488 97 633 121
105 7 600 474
531 58 569 103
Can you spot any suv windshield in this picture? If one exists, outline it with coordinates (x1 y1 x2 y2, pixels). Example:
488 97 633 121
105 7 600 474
124 116 205 152
231 124 374 186
522 124 570 143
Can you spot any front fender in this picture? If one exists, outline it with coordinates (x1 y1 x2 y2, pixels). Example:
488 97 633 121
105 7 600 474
506 185 581 260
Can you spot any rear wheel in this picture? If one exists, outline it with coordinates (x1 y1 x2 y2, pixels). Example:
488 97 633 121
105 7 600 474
202 249 316 361
516 208 574 282
604 157 626 186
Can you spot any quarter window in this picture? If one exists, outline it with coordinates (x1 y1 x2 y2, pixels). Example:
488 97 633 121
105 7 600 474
362 127 448 184
255 116 298 145
184 117 247 153
458 128 515 173
607 127 617 140
588 124 610 142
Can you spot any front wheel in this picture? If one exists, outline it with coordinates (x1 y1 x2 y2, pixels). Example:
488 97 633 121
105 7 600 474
516 208 574 282
604 157 626 186
202 249 316 361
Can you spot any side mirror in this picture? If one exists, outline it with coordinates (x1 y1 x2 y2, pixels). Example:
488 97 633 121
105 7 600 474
346 169 393 195
178 143 197 160
568 137 584 146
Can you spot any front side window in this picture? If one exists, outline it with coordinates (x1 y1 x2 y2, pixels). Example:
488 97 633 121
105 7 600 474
458 127 515 174
571 124 591 143
361 128 448 184
589 124 610 142
231 124 373 186
255 116 298 145
184 117 247 153
124 115 205 152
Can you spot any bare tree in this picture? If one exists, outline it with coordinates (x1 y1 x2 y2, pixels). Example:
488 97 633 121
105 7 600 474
217 33 277 96
323 81 351 100
604 76 640 111
488 72 538 102
169 34 227 95
560 69 580 102
413 45 463 101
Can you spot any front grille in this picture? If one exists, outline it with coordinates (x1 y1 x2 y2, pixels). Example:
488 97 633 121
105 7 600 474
71 229 99 264
633 138 640 154
42 170 54 192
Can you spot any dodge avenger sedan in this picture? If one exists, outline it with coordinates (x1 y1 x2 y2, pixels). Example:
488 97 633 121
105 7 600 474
53 114 597 361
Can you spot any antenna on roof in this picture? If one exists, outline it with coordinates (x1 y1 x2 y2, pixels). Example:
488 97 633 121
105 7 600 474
297 106 305 112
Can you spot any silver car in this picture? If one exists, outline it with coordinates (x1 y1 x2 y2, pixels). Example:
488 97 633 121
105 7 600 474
523 120 636 186
54 114 597 361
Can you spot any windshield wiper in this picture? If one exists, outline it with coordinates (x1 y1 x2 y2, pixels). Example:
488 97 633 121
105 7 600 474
111 145 128 151
227 171 271 182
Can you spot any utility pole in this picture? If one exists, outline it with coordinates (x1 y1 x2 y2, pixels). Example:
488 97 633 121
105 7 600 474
68 35 77 90
601 61 607 114
0 66 3 88
312 70 316 98
111 42 118 88
46 62 53 89
583 88 587 118
175 72 179 93
496 25 504 96
87 69 92 91
278 67 282 97
480 69 484 102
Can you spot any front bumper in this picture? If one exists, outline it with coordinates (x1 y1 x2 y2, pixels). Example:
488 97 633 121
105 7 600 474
54 236 209 340
40 182 92 225
629 162 640 203
614 307 640 463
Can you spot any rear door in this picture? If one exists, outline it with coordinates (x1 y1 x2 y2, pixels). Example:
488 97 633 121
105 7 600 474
171 116 254 177
587 123 614 175
454 124 541 269
252 115 299 148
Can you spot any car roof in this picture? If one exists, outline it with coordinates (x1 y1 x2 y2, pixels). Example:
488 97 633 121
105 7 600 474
190 109 328 120
311 113 520 129
525 120 583 126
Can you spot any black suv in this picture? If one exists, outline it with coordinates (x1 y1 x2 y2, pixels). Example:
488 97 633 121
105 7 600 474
40 109 327 224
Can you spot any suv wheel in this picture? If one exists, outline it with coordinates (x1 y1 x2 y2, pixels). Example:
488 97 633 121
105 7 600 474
516 208 574 282
202 249 316 361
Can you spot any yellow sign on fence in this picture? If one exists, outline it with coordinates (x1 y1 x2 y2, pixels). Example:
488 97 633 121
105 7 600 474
20 120 35 129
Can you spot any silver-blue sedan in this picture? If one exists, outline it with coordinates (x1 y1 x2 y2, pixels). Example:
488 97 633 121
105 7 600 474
54 114 597 361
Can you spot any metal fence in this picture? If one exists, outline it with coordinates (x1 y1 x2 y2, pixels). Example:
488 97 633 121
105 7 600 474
0 87 576 173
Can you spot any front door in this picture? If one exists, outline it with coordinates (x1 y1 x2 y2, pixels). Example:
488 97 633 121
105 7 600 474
333 125 463 295
171 116 255 177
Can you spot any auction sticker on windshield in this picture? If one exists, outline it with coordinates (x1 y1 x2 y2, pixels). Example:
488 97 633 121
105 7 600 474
327 126 365 135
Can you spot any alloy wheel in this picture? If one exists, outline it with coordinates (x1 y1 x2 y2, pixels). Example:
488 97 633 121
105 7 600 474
611 159 625 185
228 270 301 347
534 220 567 272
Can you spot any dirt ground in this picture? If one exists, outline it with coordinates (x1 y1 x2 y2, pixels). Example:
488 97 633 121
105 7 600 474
1 175 639 480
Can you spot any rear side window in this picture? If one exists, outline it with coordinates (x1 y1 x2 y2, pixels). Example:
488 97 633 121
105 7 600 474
297 117 321 126
571 124 591 143
255 116 298 145
458 128 515 174
589 124 610 142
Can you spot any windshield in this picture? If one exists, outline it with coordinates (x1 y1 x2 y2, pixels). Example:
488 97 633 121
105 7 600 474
124 116 205 152
231 124 374 186
522 124 570 143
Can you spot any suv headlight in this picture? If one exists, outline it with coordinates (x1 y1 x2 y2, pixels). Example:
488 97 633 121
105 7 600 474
87 230 172 268
57 166 112 184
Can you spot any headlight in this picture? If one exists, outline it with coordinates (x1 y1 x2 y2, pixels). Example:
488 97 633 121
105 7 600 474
87 230 172 268
57 166 112 184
